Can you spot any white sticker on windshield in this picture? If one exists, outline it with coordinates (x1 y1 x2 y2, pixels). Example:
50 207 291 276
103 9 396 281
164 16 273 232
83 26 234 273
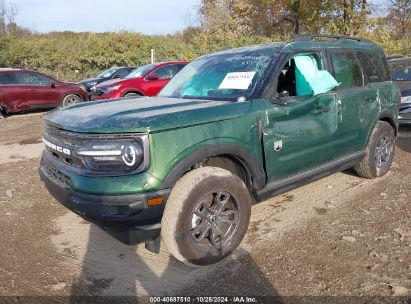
218 72 256 90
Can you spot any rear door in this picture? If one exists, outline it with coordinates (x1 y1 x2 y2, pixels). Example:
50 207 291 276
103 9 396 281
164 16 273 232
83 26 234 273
0 72 29 113
145 64 178 96
328 49 374 155
357 51 393 138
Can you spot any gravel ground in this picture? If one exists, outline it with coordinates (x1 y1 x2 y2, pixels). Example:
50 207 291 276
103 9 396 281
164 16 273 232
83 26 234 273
0 112 409 304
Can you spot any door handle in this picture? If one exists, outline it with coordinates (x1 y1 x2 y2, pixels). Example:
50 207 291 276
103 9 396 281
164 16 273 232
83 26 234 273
312 107 330 115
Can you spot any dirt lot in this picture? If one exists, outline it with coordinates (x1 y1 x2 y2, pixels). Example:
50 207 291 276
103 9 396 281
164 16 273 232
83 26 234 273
0 112 410 303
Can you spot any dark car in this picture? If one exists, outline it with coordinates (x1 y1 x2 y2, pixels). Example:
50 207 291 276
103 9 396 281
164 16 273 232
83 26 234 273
90 61 187 100
40 35 399 267
0 69 88 115
79 67 136 92
389 57 411 124
399 88 411 124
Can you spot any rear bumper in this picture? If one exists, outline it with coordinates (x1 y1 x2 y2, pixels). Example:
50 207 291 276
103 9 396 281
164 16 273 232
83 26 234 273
39 165 170 244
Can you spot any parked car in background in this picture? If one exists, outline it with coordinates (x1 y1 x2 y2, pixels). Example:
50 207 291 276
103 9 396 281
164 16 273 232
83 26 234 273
0 69 88 115
389 57 411 90
389 57 411 125
399 88 411 125
90 61 188 100
79 67 136 92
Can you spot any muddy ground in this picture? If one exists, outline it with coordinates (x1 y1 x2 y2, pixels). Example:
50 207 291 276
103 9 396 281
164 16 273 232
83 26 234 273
0 112 410 303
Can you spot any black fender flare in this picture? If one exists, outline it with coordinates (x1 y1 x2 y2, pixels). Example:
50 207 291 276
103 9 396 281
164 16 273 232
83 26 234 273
365 110 399 148
160 143 266 191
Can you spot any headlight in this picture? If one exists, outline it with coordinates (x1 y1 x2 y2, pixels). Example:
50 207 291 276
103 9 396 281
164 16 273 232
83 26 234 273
401 96 411 104
101 85 120 94
88 81 97 86
76 136 149 173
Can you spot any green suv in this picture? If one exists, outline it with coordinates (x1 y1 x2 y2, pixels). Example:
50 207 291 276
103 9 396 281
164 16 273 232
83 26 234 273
39 35 400 266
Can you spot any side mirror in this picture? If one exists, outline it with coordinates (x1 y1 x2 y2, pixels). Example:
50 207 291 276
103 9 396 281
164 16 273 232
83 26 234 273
50 82 56 88
275 90 290 106
146 74 159 81
279 90 290 98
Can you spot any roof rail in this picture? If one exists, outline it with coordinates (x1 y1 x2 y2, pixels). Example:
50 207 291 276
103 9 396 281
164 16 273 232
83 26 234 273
293 34 371 43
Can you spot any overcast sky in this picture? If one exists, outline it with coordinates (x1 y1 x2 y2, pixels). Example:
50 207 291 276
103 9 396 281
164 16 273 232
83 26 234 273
14 0 201 34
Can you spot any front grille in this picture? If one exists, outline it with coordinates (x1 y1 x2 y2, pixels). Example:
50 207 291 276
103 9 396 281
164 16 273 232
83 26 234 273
43 125 86 169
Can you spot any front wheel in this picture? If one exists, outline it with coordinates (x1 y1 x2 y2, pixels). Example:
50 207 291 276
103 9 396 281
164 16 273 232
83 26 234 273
61 94 81 108
161 167 251 267
355 121 396 179
123 92 142 98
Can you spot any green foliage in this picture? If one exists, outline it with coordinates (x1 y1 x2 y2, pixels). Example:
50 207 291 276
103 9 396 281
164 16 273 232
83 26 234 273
0 0 409 82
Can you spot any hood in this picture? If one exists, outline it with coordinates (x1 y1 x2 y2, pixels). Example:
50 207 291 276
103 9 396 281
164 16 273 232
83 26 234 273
79 77 101 84
45 97 252 133
97 78 130 88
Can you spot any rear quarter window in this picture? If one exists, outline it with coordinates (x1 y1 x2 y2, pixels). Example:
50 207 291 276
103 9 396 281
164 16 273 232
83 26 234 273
357 52 390 83
330 51 363 89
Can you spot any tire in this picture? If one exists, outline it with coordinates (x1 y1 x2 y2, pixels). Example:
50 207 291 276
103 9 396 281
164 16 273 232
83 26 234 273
61 94 81 108
161 167 251 267
355 121 395 179
123 92 142 98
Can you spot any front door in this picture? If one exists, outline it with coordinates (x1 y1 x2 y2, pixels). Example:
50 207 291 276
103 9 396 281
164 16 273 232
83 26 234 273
263 93 339 182
145 64 178 96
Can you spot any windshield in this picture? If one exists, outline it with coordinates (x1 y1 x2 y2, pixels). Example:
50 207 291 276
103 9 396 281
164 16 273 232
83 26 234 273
159 49 276 101
97 68 118 78
125 64 155 79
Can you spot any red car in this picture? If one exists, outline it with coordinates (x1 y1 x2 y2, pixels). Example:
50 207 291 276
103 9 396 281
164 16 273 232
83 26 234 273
90 61 188 100
0 68 88 115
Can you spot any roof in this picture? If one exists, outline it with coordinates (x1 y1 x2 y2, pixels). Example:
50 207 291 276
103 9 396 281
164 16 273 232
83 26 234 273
196 34 384 62
284 34 383 53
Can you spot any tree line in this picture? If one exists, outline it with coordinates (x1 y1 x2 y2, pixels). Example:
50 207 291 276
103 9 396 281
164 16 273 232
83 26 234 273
0 0 409 82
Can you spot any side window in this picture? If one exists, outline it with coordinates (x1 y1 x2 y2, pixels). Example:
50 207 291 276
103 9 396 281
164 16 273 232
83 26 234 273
19 73 50 85
114 69 130 79
277 53 338 97
0 73 19 85
357 52 390 83
330 51 363 89
151 65 177 80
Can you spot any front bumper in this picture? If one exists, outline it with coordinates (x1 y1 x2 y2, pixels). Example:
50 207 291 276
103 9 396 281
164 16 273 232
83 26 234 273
39 164 170 245
89 90 120 101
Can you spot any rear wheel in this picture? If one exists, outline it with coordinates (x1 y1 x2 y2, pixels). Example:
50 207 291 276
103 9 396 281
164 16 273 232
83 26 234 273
61 94 81 108
355 121 395 179
161 167 251 267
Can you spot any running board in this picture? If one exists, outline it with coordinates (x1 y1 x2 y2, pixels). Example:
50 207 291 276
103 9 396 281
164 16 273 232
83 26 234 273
254 152 365 202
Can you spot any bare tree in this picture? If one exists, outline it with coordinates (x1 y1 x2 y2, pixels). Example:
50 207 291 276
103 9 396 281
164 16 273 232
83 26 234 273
0 0 18 35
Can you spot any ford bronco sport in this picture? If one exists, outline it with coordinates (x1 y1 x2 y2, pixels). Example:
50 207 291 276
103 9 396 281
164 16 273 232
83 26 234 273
39 35 400 266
